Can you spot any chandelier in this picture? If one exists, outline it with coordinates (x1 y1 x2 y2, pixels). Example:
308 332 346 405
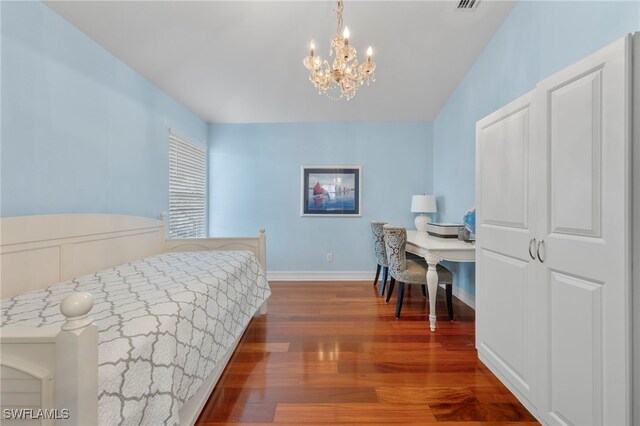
303 0 376 101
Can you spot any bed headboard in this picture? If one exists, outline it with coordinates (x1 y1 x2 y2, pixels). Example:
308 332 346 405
0 214 267 300
0 214 165 299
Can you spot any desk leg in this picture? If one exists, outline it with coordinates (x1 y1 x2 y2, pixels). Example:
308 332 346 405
426 254 440 332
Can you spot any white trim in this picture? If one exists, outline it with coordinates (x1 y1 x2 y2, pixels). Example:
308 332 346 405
451 284 475 310
268 271 374 281
169 128 205 149
632 31 640 426
478 353 542 424
267 271 477 309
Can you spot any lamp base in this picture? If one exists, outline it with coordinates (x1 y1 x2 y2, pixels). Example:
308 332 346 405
414 214 431 232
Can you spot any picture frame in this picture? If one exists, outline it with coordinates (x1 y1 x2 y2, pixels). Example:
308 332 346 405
301 166 362 217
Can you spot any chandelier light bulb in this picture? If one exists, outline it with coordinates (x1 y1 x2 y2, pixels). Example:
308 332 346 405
367 46 373 56
309 40 315 56
343 26 350 40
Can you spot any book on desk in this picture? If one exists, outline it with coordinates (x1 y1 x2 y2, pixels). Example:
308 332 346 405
426 223 462 239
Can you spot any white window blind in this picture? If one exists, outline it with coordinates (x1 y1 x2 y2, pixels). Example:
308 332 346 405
169 134 207 238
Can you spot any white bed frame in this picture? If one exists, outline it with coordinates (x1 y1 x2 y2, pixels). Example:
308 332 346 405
0 214 267 426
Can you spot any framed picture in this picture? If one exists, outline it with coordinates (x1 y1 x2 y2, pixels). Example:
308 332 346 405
301 166 362 217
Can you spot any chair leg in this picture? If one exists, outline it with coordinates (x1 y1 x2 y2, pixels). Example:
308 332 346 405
446 283 454 321
380 267 389 296
395 282 405 318
373 264 381 286
421 284 427 298
385 278 396 303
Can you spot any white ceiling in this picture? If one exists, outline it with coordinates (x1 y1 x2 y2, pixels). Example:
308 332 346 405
45 1 515 123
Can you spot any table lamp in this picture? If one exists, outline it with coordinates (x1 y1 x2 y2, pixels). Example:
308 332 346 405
411 194 436 232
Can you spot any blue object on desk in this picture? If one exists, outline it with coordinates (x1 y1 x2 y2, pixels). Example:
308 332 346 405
463 208 476 235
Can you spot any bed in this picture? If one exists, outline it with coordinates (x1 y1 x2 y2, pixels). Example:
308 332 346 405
0 214 270 426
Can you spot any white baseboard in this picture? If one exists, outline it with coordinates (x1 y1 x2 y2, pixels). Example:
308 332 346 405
267 270 476 310
452 284 476 310
267 271 375 281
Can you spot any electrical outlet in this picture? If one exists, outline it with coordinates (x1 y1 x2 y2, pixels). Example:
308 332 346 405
326 253 333 262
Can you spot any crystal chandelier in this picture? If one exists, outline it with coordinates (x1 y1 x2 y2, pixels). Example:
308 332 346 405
303 0 376 101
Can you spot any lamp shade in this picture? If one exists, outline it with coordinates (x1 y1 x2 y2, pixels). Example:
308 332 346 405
411 195 437 213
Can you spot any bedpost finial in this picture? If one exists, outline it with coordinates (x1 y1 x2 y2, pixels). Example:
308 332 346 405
260 228 266 235
60 292 94 331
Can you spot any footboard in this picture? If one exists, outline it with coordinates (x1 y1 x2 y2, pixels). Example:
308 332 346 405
163 228 268 316
0 293 97 426
163 228 267 271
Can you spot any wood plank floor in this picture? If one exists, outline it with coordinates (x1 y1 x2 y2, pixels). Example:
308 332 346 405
195 281 538 425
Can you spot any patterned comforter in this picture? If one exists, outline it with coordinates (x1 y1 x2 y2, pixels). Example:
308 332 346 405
1 250 271 425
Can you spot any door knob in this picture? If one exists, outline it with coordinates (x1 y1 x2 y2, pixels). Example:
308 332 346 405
537 239 545 263
528 238 537 260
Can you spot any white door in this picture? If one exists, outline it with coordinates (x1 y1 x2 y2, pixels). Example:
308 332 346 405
535 35 631 426
475 91 538 410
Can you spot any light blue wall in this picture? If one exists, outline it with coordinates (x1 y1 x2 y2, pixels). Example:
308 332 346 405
209 122 433 272
5 0 637 287
433 0 640 295
1 1 207 218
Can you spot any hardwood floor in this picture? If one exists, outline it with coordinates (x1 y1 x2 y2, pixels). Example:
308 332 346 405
195 282 538 425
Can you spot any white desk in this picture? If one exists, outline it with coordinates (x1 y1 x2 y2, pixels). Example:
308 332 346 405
405 230 476 332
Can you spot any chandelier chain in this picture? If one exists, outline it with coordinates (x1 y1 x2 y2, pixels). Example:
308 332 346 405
335 0 344 34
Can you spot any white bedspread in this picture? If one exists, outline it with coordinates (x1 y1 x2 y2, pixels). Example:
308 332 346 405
1 250 271 426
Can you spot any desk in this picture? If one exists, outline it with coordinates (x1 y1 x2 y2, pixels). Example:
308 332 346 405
406 230 475 332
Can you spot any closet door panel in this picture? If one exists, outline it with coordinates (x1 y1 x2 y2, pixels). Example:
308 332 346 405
478 249 530 389
476 91 537 408
547 271 603 426
535 35 631 426
548 70 602 238
479 108 529 229
477 96 534 256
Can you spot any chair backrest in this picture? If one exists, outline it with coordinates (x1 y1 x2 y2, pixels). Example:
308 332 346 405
370 221 388 267
383 225 407 277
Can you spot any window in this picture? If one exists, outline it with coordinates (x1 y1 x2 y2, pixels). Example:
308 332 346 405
168 133 207 238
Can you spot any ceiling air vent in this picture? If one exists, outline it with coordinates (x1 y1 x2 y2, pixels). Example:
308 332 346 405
456 0 479 10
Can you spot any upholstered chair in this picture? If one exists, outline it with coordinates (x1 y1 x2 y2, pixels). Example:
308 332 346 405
383 225 455 320
371 221 393 296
